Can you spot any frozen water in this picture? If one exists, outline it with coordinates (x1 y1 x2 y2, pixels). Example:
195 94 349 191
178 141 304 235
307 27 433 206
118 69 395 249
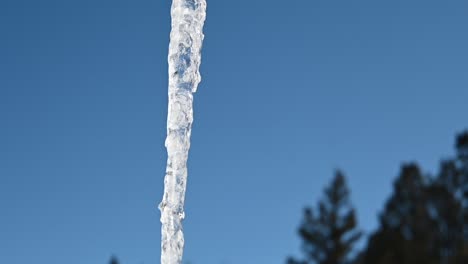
159 0 207 263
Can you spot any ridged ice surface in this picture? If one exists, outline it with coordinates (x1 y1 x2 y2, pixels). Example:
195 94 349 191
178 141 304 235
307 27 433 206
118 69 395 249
159 0 206 264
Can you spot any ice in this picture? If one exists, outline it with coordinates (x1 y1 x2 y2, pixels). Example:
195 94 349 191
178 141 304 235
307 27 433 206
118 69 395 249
159 0 207 263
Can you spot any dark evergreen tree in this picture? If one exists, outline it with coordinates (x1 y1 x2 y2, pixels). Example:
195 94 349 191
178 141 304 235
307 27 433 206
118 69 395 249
429 159 464 263
431 130 468 263
361 131 468 264
454 130 468 263
291 131 468 264
109 256 119 264
288 171 362 264
361 163 439 264
457 131 468 171
456 131 468 222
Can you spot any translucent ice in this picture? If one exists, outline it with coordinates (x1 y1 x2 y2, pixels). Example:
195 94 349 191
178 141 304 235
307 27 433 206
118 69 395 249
159 0 207 263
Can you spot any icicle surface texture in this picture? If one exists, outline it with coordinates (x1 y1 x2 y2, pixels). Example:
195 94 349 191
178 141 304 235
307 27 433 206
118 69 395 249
159 0 206 264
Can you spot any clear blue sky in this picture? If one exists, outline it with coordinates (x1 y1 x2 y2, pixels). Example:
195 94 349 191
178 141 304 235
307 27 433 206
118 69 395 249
1 0 467 263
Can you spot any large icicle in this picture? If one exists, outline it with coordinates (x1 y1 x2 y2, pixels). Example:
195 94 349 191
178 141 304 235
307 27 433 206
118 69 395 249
159 0 207 263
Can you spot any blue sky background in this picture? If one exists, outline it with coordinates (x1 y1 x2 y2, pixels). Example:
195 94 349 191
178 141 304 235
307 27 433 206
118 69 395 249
1 0 468 263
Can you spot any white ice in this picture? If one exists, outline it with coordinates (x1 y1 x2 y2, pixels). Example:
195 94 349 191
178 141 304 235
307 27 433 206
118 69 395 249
159 1 207 264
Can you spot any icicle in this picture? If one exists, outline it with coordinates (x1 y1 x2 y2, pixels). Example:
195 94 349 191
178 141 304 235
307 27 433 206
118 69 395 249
159 1 207 263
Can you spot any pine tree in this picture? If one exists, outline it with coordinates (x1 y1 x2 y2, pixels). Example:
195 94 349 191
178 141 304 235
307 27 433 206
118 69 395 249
358 133 468 264
456 131 468 219
457 131 468 171
288 171 362 264
433 131 468 263
429 159 464 263
362 163 439 264
455 130 468 263
109 256 119 264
